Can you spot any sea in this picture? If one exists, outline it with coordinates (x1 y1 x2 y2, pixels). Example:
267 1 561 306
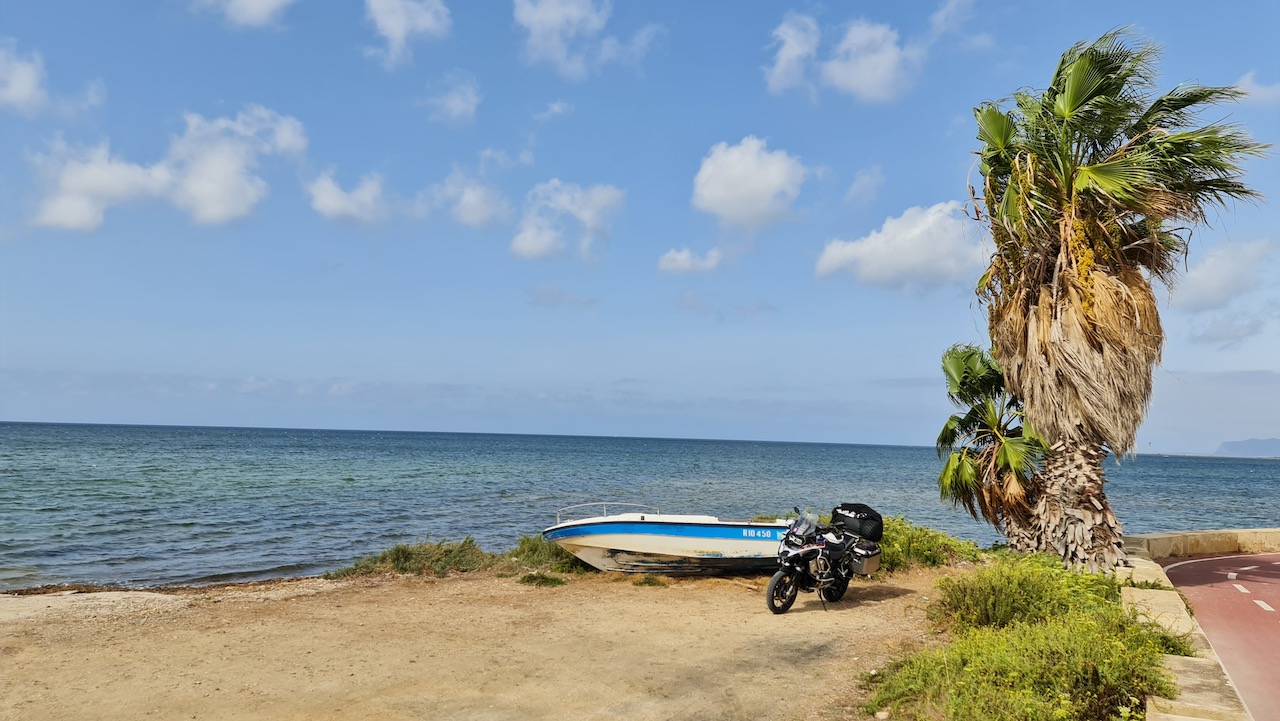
2 422 1277 591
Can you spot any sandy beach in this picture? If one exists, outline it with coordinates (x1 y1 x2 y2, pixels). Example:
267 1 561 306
0 568 950 721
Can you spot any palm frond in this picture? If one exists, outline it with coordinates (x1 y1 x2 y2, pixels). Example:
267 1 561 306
1074 153 1157 203
971 30 1266 455
1132 84 1244 134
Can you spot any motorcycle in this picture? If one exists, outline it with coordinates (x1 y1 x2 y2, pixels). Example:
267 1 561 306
765 504 883 614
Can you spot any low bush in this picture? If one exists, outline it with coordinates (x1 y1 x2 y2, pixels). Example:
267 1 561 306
879 516 982 572
929 553 1119 629
1125 578 1174 591
518 572 565 587
869 553 1193 720
506 534 593 574
632 574 668 587
867 609 1185 720
325 536 496 579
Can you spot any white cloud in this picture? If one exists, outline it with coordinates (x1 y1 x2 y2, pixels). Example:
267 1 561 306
926 0 972 40
598 22 662 67
307 171 385 223
816 200 986 288
658 247 723 274
1173 241 1273 312
31 141 170 230
1238 71 1280 105
0 42 50 115
692 136 807 230
32 104 306 230
1189 313 1266 347
478 147 533 173
512 178 625 260
432 169 511 228
425 74 481 123
821 20 923 103
844 164 884 205
165 105 307 224
765 13 819 96
365 0 452 69
513 0 659 80
196 0 298 26
769 0 973 104
535 100 573 122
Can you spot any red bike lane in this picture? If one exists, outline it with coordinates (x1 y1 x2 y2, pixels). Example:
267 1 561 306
1162 552 1280 721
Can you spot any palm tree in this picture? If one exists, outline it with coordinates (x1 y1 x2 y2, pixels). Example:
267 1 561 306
936 344 1046 551
971 30 1267 570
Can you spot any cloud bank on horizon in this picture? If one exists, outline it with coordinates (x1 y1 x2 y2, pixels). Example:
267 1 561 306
1 0 1277 453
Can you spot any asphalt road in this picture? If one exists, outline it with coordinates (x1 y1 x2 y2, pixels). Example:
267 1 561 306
1162 552 1280 721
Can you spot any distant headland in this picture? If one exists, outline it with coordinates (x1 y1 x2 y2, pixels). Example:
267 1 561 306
1215 438 1280 458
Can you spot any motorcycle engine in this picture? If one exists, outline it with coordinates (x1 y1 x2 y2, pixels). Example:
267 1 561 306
809 555 830 577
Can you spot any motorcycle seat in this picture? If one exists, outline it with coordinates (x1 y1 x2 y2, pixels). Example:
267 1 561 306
822 535 852 556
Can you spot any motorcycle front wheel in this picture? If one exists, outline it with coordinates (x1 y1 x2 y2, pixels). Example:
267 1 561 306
766 570 798 614
820 577 849 602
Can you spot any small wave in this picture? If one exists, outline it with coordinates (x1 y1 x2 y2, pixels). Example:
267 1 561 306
175 562 325 587
0 565 56 591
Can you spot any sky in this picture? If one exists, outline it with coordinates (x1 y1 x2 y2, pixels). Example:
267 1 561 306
1 0 1278 454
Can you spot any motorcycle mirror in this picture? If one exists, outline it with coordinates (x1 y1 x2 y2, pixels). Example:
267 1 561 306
793 506 801 515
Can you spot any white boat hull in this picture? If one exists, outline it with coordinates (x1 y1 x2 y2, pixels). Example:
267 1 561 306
543 512 788 574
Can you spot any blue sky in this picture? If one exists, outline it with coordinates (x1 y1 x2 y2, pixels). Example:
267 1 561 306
1 0 1277 453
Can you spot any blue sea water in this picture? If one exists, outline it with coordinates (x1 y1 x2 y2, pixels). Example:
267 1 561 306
2 422 1277 590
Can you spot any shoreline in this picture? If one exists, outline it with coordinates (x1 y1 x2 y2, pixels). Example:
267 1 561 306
0 575 332 597
8 525 1280 597
11 524 1271 598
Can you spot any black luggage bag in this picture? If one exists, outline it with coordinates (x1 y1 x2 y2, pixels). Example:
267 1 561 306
831 502 883 542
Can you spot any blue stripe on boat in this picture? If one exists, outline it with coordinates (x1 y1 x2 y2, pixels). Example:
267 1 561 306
543 521 784 542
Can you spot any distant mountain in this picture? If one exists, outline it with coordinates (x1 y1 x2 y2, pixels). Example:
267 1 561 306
1215 438 1280 458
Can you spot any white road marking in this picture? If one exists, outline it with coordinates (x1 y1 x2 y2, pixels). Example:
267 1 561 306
1239 565 1259 571
1234 584 1251 593
1162 551 1280 572
1228 572 1238 580
1256 600 1275 612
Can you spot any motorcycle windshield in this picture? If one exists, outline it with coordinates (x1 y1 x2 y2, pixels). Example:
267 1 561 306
790 512 817 537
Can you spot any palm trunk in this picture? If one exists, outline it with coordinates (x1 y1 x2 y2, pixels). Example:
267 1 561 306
1001 481 1041 553
1033 440 1126 572
1003 517 1038 553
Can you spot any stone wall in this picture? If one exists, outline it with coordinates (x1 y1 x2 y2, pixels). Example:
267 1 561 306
1126 528 1280 561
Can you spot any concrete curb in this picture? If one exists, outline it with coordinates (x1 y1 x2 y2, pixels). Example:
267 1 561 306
1121 529 1280 721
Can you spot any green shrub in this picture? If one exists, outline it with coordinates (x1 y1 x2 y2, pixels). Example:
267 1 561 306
325 536 496 579
749 511 799 522
879 516 982 572
870 552 1193 720
929 553 1119 630
632 574 668 587
868 609 1184 720
518 572 565 587
1124 578 1174 591
506 534 593 573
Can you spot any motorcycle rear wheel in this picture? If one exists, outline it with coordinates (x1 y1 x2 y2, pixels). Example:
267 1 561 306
820 577 849 602
766 570 798 614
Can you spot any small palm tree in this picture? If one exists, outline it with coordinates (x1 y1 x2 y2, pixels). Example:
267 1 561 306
936 344 1046 551
971 30 1266 569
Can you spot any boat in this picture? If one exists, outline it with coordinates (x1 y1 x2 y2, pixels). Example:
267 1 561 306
541 503 790 574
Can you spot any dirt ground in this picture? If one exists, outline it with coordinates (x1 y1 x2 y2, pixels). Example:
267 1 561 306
0 567 953 721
